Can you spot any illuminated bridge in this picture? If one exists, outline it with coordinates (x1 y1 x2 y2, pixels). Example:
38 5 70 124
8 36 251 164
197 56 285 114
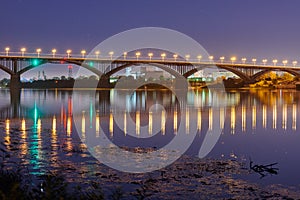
1 49 300 89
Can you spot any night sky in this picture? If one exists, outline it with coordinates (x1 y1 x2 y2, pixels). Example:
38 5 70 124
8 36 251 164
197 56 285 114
1 0 300 78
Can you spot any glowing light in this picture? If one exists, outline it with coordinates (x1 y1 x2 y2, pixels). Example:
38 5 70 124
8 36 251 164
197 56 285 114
292 61 298 67
149 111 153 135
230 56 236 64
148 52 153 60
173 54 178 61
220 107 224 130
109 51 114 60
161 53 166 61
262 105 267 128
272 59 278 66
37 119 41 134
197 55 202 62
82 111 86 136
186 108 190 134
81 50 86 58
67 116 72 136
21 118 26 132
5 47 10 56
52 49 57 58
197 108 202 131
262 59 268 65
109 111 113 136
123 52 127 59
241 57 247 64
32 59 40 66
231 106 235 134
273 104 277 129
135 52 141 60
95 50 100 59
96 111 100 137
252 105 256 130
252 58 257 65
219 56 225 63
52 116 57 134
161 110 166 135
66 49 72 58
124 111 127 136
185 54 190 61
293 104 297 130
208 56 214 62
36 48 42 57
242 105 246 132
209 108 213 131
136 111 140 136
282 104 287 130
5 119 10 148
282 60 288 66
174 110 178 134
20 47 26 56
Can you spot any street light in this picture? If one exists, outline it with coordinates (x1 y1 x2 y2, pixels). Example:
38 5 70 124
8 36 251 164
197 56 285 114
219 56 225 63
95 51 100 59
109 51 114 60
52 49 57 58
20 48 26 57
148 53 153 60
230 56 236 64
262 59 268 66
185 54 190 61
5 47 10 56
161 53 166 61
135 52 141 60
272 59 278 66
208 56 214 63
66 49 72 58
282 60 288 67
252 58 257 65
36 48 42 58
241 57 247 64
292 61 298 67
81 50 86 58
173 54 178 61
197 55 202 62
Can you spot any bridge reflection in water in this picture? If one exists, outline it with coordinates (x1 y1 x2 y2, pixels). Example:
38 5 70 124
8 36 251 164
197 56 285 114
1 89 299 141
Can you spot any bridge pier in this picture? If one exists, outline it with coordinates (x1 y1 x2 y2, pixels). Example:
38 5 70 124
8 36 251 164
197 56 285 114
98 76 112 88
10 74 21 90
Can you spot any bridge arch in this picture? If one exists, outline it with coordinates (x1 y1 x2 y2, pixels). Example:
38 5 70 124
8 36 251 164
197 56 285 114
17 60 103 77
104 62 183 78
251 69 300 81
0 64 14 75
183 64 252 82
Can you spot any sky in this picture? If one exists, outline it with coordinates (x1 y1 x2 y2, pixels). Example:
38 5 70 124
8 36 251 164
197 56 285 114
1 0 300 79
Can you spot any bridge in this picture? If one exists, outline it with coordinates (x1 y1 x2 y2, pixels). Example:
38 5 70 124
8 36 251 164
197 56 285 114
1 50 300 89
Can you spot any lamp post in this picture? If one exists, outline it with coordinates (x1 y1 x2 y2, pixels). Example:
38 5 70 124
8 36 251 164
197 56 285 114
282 60 288 67
262 59 268 66
252 58 257 65
272 59 278 66
135 52 141 60
5 47 10 56
161 53 166 61
208 56 214 63
36 48 42 58
185 54 190 61
197 55 202 62
123 52 127 60
230 57 236 64
66 49 72 58
292 61 298 67
52 49 57 58
173 54 178 61
219 56 225 63
148 53 153 60
241 58 247 64
95 51 100 59
20 48 26 57
81 50 86 58
109 51 114 60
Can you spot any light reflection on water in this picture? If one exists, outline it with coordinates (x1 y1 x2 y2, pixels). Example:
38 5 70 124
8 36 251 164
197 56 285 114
0 89 299 186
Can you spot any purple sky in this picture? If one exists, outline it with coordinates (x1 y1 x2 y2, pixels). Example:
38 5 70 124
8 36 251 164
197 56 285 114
1 0 300 78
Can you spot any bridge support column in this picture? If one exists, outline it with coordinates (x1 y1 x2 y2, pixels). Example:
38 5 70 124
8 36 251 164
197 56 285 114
10 74 21 90
98 76 111 88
